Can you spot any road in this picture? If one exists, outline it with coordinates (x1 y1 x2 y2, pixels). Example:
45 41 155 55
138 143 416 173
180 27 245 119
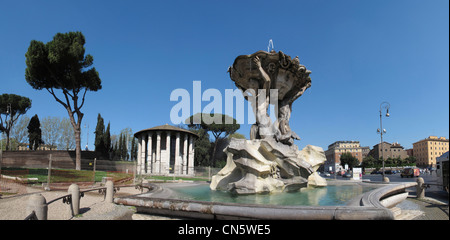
323 172 444 192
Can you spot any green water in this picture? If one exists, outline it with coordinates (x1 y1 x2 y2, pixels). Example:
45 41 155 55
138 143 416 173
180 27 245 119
170 184 378 206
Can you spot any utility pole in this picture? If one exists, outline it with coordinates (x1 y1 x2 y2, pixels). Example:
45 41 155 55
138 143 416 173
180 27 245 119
377 101 390 182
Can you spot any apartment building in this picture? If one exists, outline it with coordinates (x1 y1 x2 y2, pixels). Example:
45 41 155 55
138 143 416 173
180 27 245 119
325 141 363 172
369 142 408 160
412 136 449 168
361 146 370 158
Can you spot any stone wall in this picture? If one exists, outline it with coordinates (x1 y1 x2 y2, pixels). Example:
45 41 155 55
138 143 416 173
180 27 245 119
1 151 134 172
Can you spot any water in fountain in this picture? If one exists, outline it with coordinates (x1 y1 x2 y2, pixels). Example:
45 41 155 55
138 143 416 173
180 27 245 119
168 183 378 206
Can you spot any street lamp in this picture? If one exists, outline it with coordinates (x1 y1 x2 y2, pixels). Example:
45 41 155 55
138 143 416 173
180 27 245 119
5 103 11 150
377 101 390 182
84 123 89 151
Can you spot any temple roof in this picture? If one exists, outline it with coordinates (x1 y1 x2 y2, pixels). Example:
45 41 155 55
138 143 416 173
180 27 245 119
134 124 198 138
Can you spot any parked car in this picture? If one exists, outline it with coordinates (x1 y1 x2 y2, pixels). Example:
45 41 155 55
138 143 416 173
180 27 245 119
343 172 352 178
401 168 420 178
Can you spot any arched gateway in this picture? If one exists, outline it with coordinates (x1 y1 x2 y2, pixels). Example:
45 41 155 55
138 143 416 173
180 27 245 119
134 124 198 176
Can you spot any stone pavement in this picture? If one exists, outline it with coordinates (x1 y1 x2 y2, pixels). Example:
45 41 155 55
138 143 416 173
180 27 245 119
356 173 448 220
0 184 142 220
398 189 449 220
1 180 448 220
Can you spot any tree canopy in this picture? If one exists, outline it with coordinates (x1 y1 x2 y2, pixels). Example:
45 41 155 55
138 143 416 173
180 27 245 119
94 113 106 155
187 127 211 167
186 113 240 140
25 32 101 92
340 152 360 170
25 31 101 170
0 93 32 150
94 114 118 160
27 114 42 150
186 113 240 167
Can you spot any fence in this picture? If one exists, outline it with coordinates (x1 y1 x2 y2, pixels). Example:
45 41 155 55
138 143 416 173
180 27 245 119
0 169 29 196
1 156 136 199
193 166 222 180
0 150 135 172
24 181 152 220
1 151 225 180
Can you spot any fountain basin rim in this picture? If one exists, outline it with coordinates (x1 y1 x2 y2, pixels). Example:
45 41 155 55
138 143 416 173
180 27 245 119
114 181 416 220
115 194 393 220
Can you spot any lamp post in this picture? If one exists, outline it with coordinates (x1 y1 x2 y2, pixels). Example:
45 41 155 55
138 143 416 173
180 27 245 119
377 101 390 182
84 123 89 151
5 103 11 150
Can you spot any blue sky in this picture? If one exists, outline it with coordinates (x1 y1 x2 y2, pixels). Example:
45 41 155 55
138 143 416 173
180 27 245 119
0 0 448 151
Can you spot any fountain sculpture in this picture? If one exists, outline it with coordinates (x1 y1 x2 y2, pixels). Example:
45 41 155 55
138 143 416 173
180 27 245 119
210 50 327 194
116 49 410 220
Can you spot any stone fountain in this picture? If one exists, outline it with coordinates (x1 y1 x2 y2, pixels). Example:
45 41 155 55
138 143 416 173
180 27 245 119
115 49 412 220
210 50 327 194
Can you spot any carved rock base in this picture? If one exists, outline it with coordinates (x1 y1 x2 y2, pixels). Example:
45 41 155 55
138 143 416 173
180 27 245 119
210 138 327 195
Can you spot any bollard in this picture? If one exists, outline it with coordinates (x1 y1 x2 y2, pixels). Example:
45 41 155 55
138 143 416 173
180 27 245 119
27 194 47 220
383 177 390 183
68 183 80 216
105 180 114 203
416 177 425 199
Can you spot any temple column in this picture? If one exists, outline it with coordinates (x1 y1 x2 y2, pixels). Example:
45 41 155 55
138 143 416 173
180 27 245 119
155 131 161 174
141 136 146 174
188 136 195 176
174 132 180 175
165 133 171 175
182 134 188 175
137 135 142 175
147 133 153 174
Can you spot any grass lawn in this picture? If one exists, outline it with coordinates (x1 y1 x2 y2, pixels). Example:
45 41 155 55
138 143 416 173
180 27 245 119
1 167 132 183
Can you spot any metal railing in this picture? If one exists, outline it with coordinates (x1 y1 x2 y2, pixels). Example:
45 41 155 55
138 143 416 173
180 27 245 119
24 182 152 220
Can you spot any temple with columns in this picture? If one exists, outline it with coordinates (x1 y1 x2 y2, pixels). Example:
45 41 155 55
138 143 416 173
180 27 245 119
134 124 198 176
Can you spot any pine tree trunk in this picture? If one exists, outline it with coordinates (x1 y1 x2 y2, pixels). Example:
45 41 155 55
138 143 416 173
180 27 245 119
74 127 82 170
5 131 10 150
210 138 219 168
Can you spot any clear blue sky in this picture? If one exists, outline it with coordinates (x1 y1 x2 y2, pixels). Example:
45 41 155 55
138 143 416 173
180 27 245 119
0 0 448 151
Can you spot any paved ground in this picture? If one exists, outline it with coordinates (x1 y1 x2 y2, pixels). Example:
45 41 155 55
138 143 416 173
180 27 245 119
0 183 142 220
400 190 449 220
1 177 448 220
326 173 449 220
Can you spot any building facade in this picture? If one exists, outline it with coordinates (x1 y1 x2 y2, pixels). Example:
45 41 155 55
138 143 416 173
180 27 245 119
134 124 198 176
17 143 57 151
412 136 449 168
361 146 370 158
406 148 414 157
325 141 363 172
369 142 408 160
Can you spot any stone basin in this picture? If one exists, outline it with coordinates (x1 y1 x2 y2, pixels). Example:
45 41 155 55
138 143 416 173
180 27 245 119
114 180 417 220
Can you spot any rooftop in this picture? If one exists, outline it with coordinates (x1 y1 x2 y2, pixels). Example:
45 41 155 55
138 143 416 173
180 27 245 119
134 124 198 138
414 136 449 144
